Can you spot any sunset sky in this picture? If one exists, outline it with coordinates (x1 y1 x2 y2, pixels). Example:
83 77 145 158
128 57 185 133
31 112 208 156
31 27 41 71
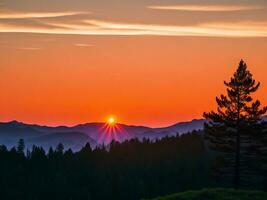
0 0 267 127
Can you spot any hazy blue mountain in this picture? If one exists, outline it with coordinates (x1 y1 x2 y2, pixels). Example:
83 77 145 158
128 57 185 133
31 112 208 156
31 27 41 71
154 119 205 136
28 131 96 151
0 119 206 150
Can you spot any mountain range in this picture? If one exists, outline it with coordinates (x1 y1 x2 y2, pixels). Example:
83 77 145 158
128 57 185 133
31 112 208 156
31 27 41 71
0 119 205 151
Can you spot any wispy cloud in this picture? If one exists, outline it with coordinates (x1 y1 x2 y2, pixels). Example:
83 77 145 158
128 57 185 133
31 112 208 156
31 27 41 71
0 19 267 37
74 43 94 47
148 5 264 12
0 11 86 19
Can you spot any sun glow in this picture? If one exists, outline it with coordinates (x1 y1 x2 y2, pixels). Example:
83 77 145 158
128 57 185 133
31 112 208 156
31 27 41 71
107 116 116 125
97 116 130 144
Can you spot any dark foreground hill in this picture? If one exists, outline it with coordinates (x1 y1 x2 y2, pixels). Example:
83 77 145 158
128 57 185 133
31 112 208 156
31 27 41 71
143 188 267 200
1 131 267 200
0 132 214 200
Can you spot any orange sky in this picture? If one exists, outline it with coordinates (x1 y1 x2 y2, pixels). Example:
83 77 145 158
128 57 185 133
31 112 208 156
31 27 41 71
0 0 267 127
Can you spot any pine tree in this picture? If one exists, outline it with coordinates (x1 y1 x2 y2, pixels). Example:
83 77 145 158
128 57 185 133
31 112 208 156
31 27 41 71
56 143 64 155
48 147 55 160
203 60 267 188
80 142 92 156
17 138 25 155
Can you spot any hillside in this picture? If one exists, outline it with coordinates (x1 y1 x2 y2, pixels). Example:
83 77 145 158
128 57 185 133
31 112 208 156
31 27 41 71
143 188 267 200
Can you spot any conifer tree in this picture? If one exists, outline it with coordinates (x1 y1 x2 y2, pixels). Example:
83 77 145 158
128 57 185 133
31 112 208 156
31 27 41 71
80 142 92 157
48 147 54 160
56 143 64 155
17 138 25 155
204 60 267 188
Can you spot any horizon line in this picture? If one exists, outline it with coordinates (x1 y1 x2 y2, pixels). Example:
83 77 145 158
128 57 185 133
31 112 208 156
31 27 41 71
0 118 205 129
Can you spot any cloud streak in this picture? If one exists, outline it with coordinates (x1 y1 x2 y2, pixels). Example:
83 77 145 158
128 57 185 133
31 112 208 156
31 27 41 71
148 5 264 12
0 11 86 19
0 19 267 37
74 43 94 47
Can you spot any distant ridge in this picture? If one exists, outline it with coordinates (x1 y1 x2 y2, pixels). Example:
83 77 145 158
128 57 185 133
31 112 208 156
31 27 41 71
0 119 206 151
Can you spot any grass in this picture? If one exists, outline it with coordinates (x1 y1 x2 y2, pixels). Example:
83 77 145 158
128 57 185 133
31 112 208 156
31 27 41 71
143 188 267 200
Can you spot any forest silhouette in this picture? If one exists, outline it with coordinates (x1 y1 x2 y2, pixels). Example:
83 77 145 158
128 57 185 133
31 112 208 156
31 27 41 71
0 60 267 200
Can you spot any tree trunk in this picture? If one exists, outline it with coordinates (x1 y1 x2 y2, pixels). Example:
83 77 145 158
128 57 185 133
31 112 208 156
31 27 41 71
234 128 240 189
234 91 241 189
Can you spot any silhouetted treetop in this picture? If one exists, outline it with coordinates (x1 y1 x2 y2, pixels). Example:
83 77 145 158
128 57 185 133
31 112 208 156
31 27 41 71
203 59 267 189
204 59 267 125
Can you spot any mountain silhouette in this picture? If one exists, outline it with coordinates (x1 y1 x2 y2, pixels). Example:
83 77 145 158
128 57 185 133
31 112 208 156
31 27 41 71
0 119 206 150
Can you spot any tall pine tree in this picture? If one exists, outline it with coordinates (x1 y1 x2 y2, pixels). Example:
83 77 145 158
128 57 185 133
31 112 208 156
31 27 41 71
204 60 267 188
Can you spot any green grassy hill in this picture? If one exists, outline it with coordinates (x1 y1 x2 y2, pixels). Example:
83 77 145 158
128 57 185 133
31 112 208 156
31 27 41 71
143 188 267 200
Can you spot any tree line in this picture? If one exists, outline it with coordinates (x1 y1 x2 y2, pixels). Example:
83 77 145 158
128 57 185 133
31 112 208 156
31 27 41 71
0 132 215 200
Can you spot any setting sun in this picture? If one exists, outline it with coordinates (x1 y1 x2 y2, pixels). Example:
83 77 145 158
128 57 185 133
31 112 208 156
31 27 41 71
107 117 116 125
